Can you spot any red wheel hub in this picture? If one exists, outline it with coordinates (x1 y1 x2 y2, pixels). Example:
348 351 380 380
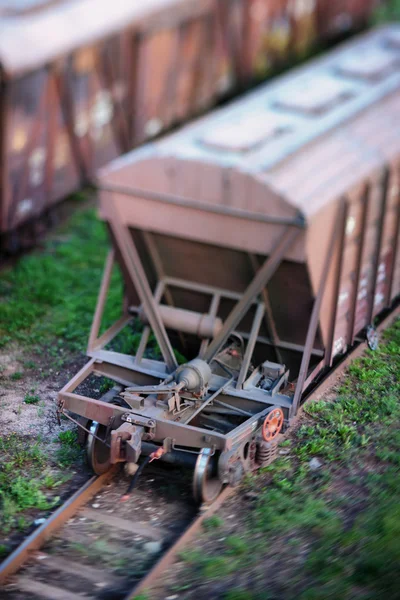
262 408 284 442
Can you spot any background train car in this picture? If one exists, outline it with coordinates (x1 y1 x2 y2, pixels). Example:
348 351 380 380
58 25 400 500
0 0 382 251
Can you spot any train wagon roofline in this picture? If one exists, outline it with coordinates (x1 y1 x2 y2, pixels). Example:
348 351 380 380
98 24 400 220
0 0 209 77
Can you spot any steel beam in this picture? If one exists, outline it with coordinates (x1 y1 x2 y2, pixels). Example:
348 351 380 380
204 227 300 362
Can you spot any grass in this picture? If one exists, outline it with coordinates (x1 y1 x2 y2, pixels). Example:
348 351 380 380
167 319 400 599
24 392 41 405
10 371 23 381
54 429 83 467
373 0 400 22
0 434 61 535
0 208 124 361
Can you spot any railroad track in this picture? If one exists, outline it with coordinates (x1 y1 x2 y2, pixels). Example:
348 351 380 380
1 305 399 600
0 461 231 600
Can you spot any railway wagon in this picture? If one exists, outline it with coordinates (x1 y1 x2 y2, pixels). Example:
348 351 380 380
59 24 400 504
0 0 380 252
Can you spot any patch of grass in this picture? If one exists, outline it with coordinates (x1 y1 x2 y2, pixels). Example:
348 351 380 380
24 393 40 404
225 535 248 556
10 371 23 381
43 473 68 489
224 592 257 600
98 377 115 394
203 515 224 530
202 556 237 579
373 0 400 22
55 429 82 466
0 208 123 360
57 429 78 446
0 434 59 534
22 360 37 369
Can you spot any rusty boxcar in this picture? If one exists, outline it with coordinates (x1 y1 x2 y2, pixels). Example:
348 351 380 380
0 0 381 252
58 25 400 503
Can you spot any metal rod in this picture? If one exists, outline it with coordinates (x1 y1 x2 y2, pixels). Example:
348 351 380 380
236 303 265 389
60 410 110 448
213 399 253 417
248 253 283 363
185 378 234 425
367 168 389 325
204 227 300 362
142 231 187 350
324 198 348 367
164 276 245 301
291 201 346 417
108 206 178 372
386 169 400 305
199 294 221 358
349 184 370 344
135 281 164 364
238 330 324 357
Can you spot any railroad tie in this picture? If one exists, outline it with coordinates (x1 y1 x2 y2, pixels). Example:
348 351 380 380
80 508 165 540
34 552 121 586
15 576 93 600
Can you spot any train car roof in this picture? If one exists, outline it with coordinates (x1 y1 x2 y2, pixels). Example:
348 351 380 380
0 0 206 76
100 25 400 221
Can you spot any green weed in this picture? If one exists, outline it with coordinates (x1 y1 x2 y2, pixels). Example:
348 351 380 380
0 208 123 359
203 515 224 530
24 393 40 405
225 535 248 556
57 430 78 446
10 371 23 381
224 592 256 600
373 0 400 22
55 429 82 466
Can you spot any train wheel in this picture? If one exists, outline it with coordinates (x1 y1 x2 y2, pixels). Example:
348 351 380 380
193 448 222 505
86 422 111 475
262 407 284 442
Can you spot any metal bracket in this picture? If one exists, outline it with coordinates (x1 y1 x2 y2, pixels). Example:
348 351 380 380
121 413 156 429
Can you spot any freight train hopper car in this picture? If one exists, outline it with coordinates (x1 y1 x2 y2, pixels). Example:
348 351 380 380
58 25 400 504
0 0 381 253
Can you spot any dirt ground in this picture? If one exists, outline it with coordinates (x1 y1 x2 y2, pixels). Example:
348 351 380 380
0 345 93 557
0 345 87 441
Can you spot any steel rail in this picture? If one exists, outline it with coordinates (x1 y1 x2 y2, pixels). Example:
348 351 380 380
0 303 399 597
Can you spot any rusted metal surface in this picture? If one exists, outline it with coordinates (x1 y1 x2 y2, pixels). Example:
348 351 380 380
55 25 400 512
0 0 380 249
98 24 400 369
